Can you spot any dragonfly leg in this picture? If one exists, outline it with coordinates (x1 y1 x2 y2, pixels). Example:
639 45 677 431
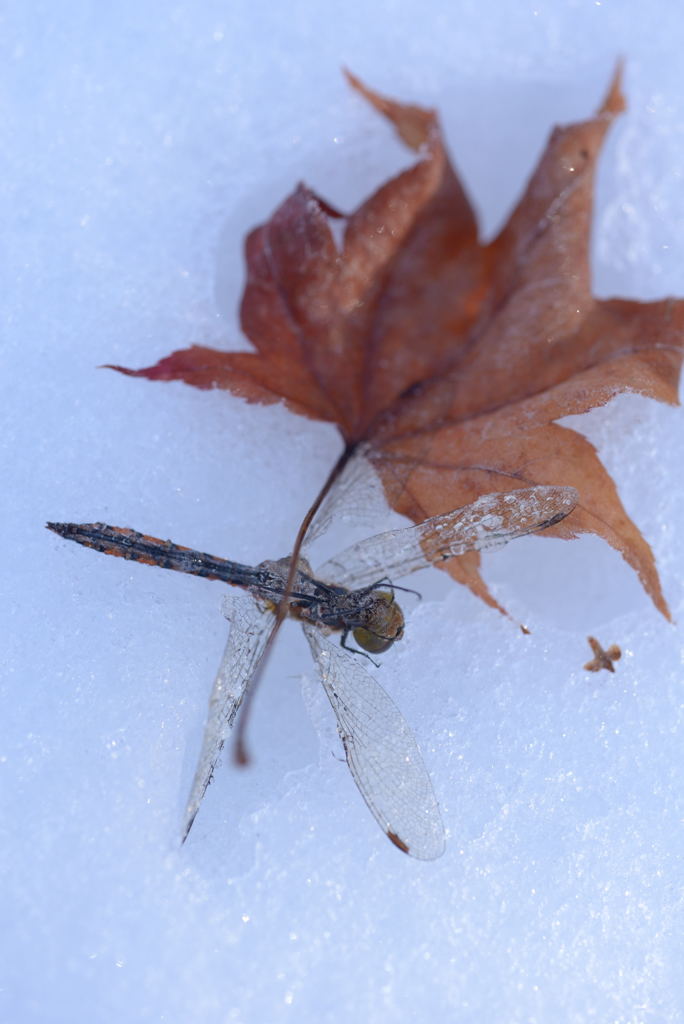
358 576 422 601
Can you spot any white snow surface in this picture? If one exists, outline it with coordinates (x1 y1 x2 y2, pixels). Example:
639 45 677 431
3 2 684 1022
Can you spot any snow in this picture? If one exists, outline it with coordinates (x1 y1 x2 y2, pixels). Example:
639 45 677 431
2 1 684 1021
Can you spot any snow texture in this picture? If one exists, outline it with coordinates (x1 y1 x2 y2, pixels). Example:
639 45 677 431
2 2 684 1022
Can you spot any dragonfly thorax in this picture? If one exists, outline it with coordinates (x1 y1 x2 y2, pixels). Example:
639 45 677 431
254 557 405 655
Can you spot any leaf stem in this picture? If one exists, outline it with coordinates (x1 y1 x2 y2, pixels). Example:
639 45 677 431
233 441 357 765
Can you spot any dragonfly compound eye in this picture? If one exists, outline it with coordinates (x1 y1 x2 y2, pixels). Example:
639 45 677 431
353 593 405 654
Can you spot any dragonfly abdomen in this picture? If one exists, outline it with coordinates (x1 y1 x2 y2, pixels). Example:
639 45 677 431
46 522 259 588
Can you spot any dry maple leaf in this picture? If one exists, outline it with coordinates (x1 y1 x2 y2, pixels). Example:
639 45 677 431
109 68 684 617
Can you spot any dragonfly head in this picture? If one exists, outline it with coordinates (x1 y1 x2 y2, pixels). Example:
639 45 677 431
352 591 405 654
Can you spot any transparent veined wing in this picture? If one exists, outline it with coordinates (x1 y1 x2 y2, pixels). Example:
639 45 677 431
317 485 578 590
303 623 445 860
304 448 391 549
182 593 273 841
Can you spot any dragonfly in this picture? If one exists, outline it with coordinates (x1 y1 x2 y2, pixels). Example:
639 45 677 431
47 470 577 860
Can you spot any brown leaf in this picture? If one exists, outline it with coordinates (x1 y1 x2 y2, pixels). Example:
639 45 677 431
113 68 684 617
584 636 622 673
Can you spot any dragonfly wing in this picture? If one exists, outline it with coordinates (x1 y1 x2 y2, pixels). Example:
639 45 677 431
304 447 390 549
181 594 273 841
317 485 578 589
303 623 445 860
